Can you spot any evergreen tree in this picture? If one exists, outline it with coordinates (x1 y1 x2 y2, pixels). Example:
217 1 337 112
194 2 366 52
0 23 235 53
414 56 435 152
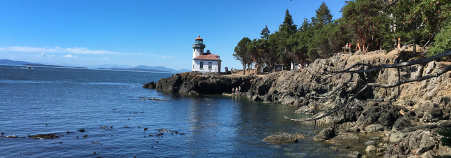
233 37 252 75
265 33 280 72
311 2 334 58
429 21 451 57
277 9 298 66
292 18 313 69
260 25 270 40
279 9 298 35
312 2 333 27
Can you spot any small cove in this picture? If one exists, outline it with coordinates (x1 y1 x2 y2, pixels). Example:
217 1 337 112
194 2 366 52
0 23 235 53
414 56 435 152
0 65 349 157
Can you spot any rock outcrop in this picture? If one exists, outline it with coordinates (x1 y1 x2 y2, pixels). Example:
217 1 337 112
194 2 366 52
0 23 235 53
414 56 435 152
263 132 305 144
146 50 451 157
147 71 256 95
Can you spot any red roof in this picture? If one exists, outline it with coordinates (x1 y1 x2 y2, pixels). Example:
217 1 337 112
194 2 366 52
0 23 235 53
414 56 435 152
193 54 220 60
195 36 203 41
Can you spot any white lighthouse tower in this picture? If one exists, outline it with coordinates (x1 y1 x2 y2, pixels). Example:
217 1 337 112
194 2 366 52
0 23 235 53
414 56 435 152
192 36 205 59
191 36 221 72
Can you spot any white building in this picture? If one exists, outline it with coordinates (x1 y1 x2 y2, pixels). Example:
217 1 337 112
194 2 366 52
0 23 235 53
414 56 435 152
192 36 221 73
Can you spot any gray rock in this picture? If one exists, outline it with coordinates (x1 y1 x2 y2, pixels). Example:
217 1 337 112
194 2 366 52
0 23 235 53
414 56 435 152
365 145 377 153
347 151 362 158
364 140 376 146
295 106 314 114
393 117 411 131
263 132 305 144
313 127 335 141
331 132 360 143
388 131 405 143
365 124 385 132
385 130 440 156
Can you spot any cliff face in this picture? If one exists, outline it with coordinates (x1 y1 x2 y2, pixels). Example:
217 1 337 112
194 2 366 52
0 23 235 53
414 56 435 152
146 50 451 157
151 71 256 95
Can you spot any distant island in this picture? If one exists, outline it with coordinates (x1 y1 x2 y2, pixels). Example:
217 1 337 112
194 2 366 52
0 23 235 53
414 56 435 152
0 59 189 73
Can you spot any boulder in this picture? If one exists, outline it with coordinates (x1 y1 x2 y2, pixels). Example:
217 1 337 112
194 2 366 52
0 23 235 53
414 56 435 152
263 132 305 144
143 82 156 89
313 127 335 141
388 131 406 143
393 117 412 131
295 106 314 114
365 145 377 153
329 132 360 144
365 124 385 132
385 130 440 156
364 140 376 146
347 151 362 158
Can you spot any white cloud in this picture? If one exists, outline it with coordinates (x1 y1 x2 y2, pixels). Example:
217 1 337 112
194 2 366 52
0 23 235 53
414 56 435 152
0 46 121 55
62 54 77 58
104 58 110 60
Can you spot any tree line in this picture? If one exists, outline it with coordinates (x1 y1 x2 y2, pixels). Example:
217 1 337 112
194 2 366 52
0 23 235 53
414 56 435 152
233 0 451 74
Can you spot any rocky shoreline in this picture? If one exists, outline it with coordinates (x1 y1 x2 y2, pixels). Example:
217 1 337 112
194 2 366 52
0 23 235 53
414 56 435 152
145 50 451 157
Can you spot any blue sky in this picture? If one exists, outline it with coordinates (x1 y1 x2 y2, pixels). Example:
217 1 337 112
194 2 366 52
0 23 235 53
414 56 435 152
0 0 346 70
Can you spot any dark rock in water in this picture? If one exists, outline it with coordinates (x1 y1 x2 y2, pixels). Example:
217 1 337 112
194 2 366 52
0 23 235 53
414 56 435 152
143 82 156 89
78 129 85 132
313 127 335 141
263 132 305 144
28 133 60 139
139 97 169 101
5 135 23 138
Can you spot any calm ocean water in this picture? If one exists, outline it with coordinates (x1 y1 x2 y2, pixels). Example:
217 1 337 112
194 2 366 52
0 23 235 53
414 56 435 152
0 65 343 157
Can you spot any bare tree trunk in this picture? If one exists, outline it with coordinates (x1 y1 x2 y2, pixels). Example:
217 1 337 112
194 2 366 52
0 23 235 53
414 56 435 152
285 50 451 122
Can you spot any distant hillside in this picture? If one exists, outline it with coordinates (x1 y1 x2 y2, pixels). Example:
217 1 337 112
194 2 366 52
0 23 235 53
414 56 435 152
0 59 36 65
133 65 173 72
1 59 189 73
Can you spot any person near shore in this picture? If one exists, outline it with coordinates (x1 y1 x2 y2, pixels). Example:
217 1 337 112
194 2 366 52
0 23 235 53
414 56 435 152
232 88 235 95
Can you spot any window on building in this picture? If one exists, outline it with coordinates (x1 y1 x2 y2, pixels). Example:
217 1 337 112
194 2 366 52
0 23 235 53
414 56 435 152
208 62 212 70
200 62 204 69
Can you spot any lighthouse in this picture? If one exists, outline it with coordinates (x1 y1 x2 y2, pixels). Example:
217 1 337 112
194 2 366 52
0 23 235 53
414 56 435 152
193 36 205 59
192 36 221 73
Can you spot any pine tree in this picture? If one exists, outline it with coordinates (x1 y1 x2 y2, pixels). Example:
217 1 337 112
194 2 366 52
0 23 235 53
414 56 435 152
233 37 252 75
260 25 270 40
279 9 297 35
311 2 334 58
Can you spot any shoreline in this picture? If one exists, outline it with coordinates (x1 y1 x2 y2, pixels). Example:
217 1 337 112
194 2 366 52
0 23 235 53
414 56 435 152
145 49 451 157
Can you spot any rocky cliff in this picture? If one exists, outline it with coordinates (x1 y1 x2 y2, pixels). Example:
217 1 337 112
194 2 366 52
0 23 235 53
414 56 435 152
145 71 256 95
145 49 451 157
